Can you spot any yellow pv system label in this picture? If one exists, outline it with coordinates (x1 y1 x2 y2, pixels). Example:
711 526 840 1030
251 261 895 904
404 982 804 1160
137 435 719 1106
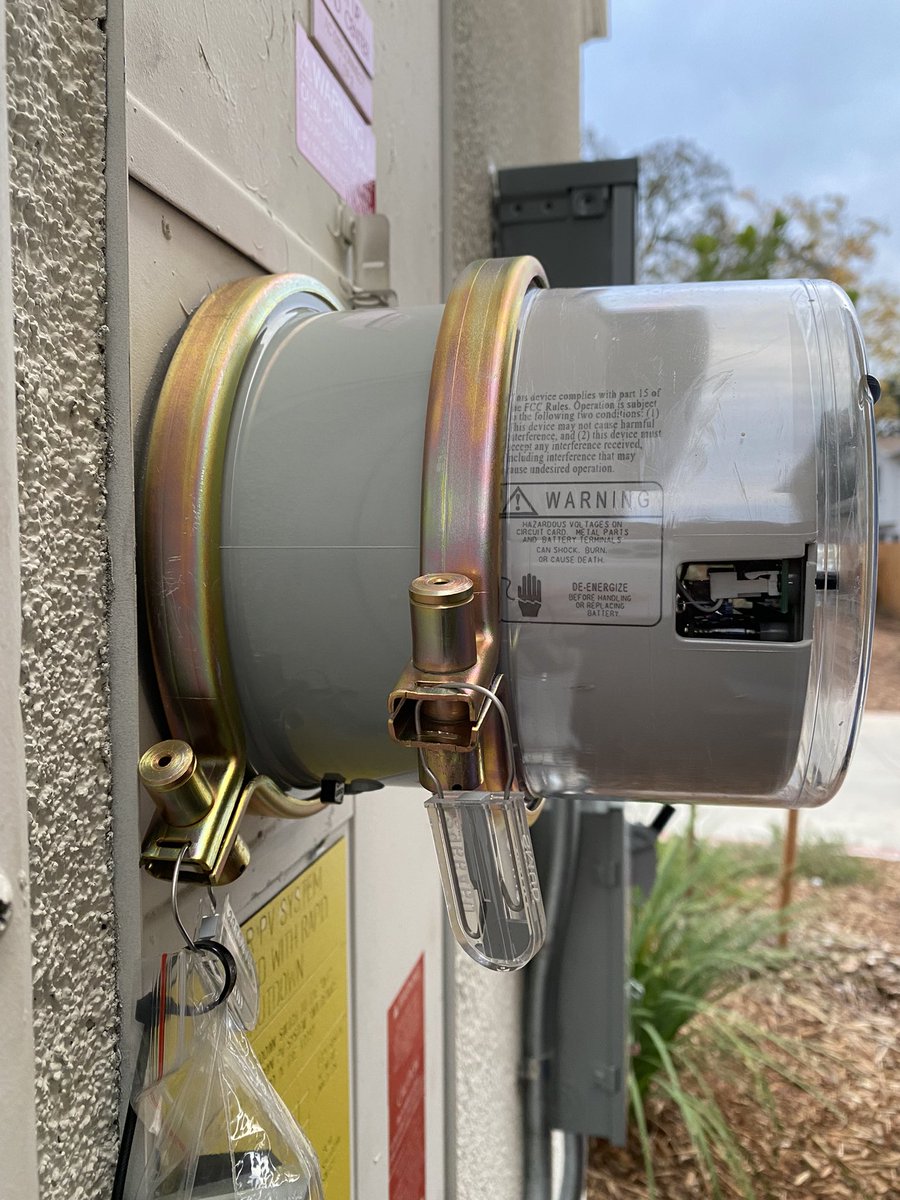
242 838 351 1199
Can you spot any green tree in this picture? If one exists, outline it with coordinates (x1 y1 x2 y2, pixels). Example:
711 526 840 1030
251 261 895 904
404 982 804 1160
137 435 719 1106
636 139 733 283
690 190 885 295
875 376 900 421
691 205 790 281
621 137 900 379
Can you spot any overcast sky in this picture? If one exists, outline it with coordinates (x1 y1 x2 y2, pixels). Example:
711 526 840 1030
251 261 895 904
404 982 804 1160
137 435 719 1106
581 0 900 283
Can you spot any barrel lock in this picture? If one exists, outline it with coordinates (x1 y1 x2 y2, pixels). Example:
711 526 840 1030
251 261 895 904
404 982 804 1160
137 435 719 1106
138 739 303 886
389 571 507 792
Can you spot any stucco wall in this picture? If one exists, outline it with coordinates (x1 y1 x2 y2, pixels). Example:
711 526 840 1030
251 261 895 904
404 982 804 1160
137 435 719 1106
443 5 586 1198
0 1 39 1194
445 0 585 278
6 2 118 1196
453 954 526 1200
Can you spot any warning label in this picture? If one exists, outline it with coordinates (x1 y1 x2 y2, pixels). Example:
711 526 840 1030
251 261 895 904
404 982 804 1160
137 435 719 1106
501 481 663 625
243 839 351 1199
388 955 426 1200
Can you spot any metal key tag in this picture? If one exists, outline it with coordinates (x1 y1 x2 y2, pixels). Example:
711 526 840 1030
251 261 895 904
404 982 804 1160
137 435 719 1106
195 894 260 1030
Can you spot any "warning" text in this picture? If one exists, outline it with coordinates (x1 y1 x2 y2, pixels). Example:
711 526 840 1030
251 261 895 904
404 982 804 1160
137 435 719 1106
544 488 654 513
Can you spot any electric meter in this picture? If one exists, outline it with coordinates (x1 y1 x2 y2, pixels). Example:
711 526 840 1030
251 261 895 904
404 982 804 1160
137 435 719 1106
139 259 876 970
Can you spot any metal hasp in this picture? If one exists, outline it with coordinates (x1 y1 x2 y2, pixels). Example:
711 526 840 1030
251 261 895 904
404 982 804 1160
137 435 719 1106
332 202 394 307
387 256 547 796
493 158 638 287
139 276 340 885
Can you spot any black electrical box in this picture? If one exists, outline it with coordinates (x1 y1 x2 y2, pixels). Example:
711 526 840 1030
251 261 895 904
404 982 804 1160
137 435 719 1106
493 157 638 287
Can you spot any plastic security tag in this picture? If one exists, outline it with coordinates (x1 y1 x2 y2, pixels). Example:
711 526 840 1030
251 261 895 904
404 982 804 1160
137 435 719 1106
196 895 259 1030
425 790 546 971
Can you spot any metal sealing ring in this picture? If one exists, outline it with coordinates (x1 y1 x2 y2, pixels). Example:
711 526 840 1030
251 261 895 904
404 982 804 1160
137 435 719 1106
421 256 546 666
389 256 547 802
141 276 342 883
143 275 338 805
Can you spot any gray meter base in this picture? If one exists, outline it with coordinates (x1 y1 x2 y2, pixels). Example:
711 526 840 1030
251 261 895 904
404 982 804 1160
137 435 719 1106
221 304 443 786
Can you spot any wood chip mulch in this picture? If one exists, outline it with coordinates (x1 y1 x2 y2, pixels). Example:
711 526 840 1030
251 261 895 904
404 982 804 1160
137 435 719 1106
867 613 900 710
588 863 900 1199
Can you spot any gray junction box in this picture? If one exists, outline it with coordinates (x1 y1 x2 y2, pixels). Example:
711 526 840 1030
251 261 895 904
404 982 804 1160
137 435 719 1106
493 158 638 287
533 803 631 1146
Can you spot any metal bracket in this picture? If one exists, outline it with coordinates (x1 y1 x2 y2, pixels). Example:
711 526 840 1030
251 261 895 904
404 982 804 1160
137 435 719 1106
332 202 395 308
593 859 623 889
140 275 342 884
593 1066 622 1094
0 871 13 936
387 256 547 795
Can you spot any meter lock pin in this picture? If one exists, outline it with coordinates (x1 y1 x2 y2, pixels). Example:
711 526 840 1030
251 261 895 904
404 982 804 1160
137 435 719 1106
416 683 546 971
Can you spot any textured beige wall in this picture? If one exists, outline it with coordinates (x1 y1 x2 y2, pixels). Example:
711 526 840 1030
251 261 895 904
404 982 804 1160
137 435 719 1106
0 0 39 1193
453 954 526 1200
446 0 585 277
6 1 119 1196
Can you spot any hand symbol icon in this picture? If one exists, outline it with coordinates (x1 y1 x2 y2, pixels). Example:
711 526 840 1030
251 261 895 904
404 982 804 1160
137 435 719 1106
517 573 542 617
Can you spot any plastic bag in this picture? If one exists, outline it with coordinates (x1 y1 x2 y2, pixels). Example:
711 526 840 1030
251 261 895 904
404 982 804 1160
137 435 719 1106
127 943 323 1200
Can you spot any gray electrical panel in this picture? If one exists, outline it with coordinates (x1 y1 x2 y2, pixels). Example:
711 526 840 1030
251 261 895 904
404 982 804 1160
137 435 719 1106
538 803 630 1146
493 157 638 286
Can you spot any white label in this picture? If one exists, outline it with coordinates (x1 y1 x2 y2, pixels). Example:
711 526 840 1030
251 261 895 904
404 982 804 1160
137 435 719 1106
501 481 663 625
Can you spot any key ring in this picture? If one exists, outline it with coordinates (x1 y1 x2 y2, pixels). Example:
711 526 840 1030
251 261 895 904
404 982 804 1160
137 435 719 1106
191 937 238 1014
171 845 198 949
171 844 237 1011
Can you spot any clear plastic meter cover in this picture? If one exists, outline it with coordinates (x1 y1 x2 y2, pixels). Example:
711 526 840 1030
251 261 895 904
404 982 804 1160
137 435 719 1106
502 280 876 807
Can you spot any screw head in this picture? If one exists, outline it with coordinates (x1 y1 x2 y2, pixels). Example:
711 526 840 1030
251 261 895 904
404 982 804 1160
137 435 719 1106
0 871 14 936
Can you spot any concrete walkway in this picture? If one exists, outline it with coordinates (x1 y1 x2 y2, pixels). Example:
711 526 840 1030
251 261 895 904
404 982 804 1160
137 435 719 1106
627 711 900 859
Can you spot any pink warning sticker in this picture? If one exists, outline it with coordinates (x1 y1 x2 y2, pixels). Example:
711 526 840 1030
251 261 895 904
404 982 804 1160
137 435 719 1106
321 0 375 77
311 0 374 122
296 23 375 214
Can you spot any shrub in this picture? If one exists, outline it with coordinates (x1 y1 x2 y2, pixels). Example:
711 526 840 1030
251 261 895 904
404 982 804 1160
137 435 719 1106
708 825 875 888
628 836 819 1198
